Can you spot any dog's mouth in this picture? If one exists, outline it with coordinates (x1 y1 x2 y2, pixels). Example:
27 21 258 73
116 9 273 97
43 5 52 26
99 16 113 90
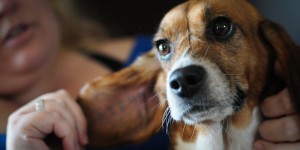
180 104 231 125
170 85 246 125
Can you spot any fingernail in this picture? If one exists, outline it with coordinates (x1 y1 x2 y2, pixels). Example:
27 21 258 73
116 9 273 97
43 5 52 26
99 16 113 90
254 141 263 150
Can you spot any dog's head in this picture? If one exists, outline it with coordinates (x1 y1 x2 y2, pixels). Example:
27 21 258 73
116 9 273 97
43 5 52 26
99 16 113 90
153 0 300 125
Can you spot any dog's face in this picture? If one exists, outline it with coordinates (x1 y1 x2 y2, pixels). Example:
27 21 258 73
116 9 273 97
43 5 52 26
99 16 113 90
154 0 269 125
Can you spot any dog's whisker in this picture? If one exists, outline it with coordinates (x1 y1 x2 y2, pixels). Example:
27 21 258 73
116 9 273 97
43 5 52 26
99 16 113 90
166 109 171 124
152 98 168 109
162 107 169 124
168 115 175 136
167 110 173 134
189 125 197 143
152 83 167 88
197 43 211 63
217 122 223 135
182 47 191 58
181 123 186 139
166 115 172 134
222 118 230 136
162 107 171 133
203 43 211 59
146 91 166 102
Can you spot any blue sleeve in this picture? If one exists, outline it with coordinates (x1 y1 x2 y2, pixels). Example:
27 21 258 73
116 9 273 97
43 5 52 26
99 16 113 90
0 134 6 150
124 35 154 66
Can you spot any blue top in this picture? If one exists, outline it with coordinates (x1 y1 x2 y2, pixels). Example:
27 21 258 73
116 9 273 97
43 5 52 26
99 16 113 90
0 134 5 150
0 35 169 150
124 35 153 67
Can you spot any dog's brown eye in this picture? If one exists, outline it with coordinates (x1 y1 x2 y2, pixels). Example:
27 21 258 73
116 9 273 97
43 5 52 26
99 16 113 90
156 39 172 57
212 17 235 40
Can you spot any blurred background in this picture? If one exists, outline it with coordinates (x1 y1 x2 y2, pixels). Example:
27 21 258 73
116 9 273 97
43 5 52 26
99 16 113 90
76 0 300 43
76 0 185 37
250 0 300 44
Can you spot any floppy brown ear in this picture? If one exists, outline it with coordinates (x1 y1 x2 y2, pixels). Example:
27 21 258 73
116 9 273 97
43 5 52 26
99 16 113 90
77 49 167 147
259 20 300 112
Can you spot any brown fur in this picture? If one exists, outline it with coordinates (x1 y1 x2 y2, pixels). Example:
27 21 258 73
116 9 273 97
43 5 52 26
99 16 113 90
78 0 300 148
78 51 167 147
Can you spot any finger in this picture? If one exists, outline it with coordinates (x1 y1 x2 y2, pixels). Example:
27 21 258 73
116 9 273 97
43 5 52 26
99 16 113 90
262 88 296 117
49 112 81 150
254 140 300 150
56 90 88 145
43 99 79 137
259 114 300 142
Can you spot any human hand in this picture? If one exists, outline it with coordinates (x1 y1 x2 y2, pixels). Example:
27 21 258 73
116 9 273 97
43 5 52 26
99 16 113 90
254 63 300 150
6 90 88 150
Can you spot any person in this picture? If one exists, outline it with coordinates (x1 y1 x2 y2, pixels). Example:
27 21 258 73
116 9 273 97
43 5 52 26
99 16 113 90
1 0 299 150
0 0 168 149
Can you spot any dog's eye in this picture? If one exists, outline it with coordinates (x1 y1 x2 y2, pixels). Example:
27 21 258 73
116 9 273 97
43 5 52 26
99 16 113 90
156 39 171 56
212 17 235 40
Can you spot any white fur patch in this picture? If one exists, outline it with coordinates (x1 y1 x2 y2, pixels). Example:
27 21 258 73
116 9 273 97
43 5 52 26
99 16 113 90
226 107 260 150
174 123 224 150
173 107 260 150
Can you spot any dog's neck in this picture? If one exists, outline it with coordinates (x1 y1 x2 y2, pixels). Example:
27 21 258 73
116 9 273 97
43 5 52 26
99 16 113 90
171 107 260 150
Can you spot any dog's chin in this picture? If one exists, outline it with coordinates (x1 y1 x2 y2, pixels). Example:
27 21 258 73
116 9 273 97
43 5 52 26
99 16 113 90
171 106 234 125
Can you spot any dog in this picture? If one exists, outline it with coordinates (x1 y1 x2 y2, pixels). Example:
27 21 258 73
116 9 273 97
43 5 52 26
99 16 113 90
78 0 300 149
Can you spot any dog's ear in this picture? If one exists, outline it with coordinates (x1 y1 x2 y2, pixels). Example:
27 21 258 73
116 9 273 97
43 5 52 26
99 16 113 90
259 20 300 112
77 49 166 147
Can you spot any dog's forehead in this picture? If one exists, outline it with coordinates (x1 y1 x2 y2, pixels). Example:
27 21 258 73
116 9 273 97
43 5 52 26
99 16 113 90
156 0 261 38
154 3 190 41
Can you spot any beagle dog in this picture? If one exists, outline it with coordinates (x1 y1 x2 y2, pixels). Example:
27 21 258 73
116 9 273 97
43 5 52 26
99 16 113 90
78 0 300 149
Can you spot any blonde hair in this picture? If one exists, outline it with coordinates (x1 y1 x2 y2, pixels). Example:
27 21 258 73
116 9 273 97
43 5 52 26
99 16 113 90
49 0 107 48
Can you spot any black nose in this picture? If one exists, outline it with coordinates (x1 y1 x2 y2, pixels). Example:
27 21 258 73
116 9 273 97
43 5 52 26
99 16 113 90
169 65 206 98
